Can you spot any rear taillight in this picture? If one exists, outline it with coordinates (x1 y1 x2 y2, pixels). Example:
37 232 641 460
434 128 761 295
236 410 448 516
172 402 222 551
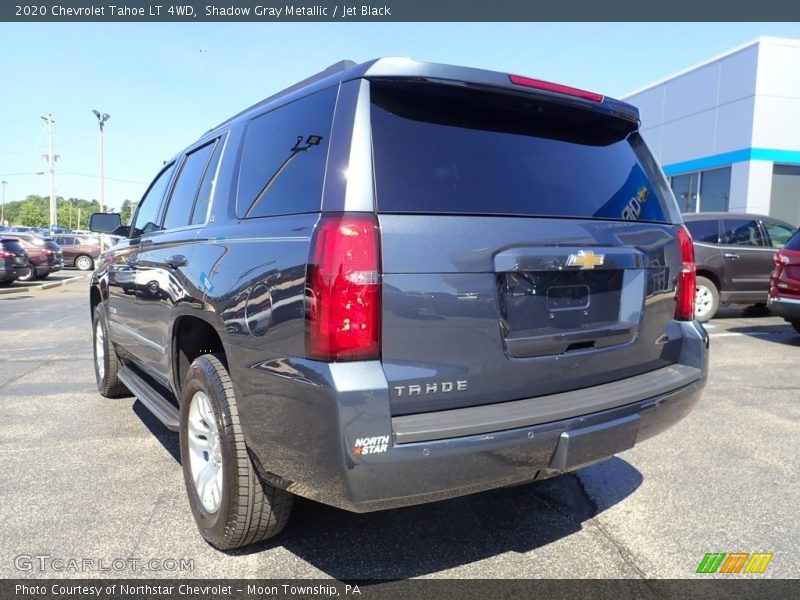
508 74 604 102
675 225 696 321
0 251 13 259
42 249 54 256
305 213 381 362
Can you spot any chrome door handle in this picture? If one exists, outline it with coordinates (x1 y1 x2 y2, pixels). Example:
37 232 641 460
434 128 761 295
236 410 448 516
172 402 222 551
724 253 740 260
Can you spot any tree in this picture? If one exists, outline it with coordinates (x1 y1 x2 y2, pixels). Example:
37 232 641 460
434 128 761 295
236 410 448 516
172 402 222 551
119 199 136 225
16 199 48 227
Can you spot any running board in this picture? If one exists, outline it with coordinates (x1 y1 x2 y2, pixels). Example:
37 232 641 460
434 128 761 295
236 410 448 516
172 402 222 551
118 367 180 431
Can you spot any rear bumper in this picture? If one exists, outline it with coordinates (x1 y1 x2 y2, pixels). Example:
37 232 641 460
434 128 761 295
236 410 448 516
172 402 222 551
767 295 800 322
238 321 708 513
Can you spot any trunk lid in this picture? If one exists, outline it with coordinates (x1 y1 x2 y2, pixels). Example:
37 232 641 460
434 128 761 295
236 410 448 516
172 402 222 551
369 79 684 416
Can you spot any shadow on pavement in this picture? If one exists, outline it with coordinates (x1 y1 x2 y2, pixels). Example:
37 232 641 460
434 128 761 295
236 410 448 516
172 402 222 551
132 396 643 579
726 323 800 346
243 457 640 579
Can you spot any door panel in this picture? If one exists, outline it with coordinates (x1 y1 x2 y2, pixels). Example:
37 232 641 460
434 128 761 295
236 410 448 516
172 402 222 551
720 218 774 297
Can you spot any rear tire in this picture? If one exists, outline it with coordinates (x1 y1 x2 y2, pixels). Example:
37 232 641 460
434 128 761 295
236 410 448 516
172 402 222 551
17 262 37 282
75 255 94 271
694 276 719 323
92 306 129 398
791 321 800 335
179 354 293 549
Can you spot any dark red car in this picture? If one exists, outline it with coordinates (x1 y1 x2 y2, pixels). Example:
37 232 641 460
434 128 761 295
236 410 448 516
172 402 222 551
54 235 101 271
12 233 64 281
0 238 29 285
768 229 800 333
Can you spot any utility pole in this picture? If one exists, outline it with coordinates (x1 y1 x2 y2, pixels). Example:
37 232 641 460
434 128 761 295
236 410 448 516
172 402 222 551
92 110 110 213
1 180 7 225
41 114 59 230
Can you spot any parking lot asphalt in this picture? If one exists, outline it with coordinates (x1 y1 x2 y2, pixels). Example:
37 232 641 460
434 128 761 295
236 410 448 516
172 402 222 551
0 281 798 580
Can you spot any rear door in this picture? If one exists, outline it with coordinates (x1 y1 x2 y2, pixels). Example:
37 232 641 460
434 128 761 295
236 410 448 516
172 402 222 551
369 80 684 416
719 217 773 296
134 137 224 385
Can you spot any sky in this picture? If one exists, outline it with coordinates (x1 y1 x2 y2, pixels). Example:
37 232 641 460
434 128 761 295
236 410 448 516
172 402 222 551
2 21 800 212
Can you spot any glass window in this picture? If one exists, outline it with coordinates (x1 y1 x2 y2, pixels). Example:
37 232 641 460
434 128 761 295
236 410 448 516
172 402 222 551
671 173 699 213
163 142 215 230
131 163 176 238
762 220 796 248
370 81 669 222
237 86 337 219
685 219 720 244
721 219 765 247
698 167 730 212
191 140 224 225
784 229 800 251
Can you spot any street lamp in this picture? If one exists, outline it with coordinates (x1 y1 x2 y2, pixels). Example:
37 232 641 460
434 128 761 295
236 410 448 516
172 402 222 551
1 180 7 226
92 110 110 213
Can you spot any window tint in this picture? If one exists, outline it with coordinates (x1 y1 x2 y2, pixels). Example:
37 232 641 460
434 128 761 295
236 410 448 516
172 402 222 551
685 219 720 244
237 87 337 219
56 236 75 246
762 221 796 248
370 82 669 222
721 219 765 247
131 163 176 238
163 142 215 230
191 140 224 225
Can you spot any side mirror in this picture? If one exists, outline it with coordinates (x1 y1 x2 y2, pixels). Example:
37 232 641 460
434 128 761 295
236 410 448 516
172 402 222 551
89 212 122 234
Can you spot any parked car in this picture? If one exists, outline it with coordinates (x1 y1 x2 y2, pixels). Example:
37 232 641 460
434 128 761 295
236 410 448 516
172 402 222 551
54 234 101 271
12 233 64 281
88 57 708 549
0 238 29 285
682 212 796 322
767 229 800 333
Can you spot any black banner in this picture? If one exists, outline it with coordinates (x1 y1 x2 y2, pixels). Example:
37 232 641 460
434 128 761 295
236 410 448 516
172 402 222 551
4 579 800 600
3 0 800 22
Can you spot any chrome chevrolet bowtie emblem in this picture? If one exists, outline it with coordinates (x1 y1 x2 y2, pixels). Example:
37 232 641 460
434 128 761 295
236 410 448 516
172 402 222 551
567 250 605 270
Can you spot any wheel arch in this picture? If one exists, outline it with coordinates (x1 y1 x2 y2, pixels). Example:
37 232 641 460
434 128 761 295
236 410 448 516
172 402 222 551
171 314 230 400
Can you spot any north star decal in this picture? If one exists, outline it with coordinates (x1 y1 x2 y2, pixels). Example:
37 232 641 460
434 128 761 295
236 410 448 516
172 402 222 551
354 436 390 456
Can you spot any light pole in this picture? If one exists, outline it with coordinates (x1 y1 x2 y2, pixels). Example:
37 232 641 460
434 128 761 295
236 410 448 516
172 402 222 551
1 180 7 226
92 110 110 213
41 114 58 230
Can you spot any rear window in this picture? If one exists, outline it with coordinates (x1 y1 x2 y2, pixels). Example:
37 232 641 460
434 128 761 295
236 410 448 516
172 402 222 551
1 240 25 255
370 81 671 223
785 230 800 251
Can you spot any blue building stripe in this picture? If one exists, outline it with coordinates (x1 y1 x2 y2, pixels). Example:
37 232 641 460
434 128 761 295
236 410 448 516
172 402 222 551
662 147 800 176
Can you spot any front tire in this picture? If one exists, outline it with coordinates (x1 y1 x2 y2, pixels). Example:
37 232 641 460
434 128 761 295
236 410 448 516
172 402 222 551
179 354 293 549
694 276 719 323
92 306 129 398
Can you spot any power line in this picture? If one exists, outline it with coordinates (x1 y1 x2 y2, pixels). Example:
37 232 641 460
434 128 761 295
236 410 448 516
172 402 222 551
60 171 148 185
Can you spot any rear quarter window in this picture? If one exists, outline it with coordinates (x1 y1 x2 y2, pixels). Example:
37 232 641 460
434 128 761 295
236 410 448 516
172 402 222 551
370 81 672 223
785 230 800 251
685 219 720 244
236 86 337 219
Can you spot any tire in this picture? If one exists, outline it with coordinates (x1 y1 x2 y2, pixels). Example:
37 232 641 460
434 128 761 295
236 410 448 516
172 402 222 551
179 354 293 549
791 321 800 335
75 255 94 271
17 262 37 282
39 273 49 280
92 306 129 398
694 276 719 323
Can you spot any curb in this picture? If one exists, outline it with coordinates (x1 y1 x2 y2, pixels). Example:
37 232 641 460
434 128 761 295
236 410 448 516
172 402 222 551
0 273 90 295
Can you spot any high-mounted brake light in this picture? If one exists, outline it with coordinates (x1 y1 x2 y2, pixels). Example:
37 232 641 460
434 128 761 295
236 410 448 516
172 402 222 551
508 74 604 102
675 225 696 321
305 213 381 362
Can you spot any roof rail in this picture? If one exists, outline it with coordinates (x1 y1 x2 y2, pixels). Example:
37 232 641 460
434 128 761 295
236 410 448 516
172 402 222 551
206 59 357 134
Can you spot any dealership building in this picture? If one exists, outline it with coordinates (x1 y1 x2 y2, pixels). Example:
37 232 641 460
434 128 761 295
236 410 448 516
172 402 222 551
624 36 800 225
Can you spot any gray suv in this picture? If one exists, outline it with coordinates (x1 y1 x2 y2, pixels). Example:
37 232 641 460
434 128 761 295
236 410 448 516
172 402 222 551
89 58 708 549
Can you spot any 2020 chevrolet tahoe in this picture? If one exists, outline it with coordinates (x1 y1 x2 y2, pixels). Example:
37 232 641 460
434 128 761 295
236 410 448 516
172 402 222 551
89 58 708 549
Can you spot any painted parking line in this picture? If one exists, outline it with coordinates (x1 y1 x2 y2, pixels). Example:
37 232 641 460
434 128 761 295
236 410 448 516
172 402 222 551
708 331 782 337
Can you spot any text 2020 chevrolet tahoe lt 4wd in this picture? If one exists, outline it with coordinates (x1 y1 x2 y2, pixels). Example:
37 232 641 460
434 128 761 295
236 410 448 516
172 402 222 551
89 58 708 549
